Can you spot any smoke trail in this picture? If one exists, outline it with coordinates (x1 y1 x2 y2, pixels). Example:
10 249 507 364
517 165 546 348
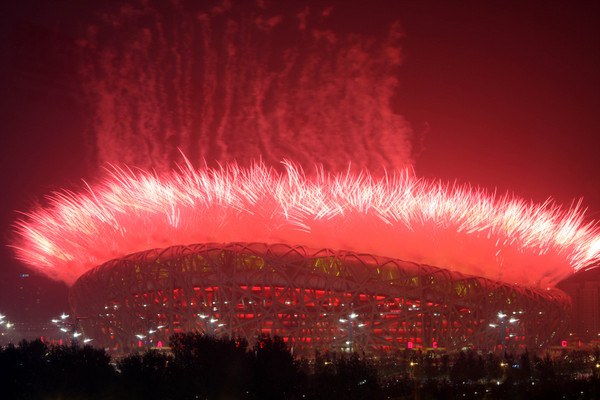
78 0 413 174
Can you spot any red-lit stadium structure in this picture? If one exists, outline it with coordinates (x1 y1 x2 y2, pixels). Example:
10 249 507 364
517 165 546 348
15 163 599 353
69 242 570 353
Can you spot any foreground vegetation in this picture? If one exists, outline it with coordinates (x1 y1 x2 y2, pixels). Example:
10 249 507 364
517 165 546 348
2 333 600 399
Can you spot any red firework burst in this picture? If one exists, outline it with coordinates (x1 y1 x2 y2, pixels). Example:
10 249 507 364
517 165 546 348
11 160 600 287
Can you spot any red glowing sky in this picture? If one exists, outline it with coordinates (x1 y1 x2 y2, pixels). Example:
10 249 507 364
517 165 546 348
0 0 599 321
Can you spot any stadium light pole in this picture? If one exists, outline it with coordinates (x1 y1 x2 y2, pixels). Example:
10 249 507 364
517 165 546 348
339 312 364 353
52 313 70 345
199 314 224 336
489 312 518 359
0 314 14 345
146 325 165 348
52 314 90 346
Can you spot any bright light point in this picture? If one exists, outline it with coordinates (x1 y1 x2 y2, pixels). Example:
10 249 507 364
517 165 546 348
339 319 347 323
509 318 519 323
497 312 506 319
73 332 81 337
60 328 68 332
209 318 218 323
0 314 4 319
148 329 156 334
5 323 12 328
349 313 358 319
61 313 69 320
157 325 165 329
198 314 208 319
51 319 59 323
489 323 497 328
135 334 146 339
84 338 93 343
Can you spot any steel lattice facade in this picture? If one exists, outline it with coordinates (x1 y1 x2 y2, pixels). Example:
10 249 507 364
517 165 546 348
69 242 570 353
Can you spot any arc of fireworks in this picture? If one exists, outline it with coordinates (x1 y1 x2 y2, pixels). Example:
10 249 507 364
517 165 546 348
11 160 600 288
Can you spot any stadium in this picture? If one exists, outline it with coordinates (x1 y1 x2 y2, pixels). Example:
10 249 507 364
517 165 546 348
69 242 570 353
14 162 599 353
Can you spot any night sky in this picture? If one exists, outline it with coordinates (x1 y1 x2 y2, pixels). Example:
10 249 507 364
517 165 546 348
0 0 598 324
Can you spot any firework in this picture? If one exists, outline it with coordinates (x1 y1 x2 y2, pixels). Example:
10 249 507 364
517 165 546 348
12 160 600 288
80 1 412 174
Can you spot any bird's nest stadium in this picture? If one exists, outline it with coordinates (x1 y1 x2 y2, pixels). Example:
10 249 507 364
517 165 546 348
70 242 570 353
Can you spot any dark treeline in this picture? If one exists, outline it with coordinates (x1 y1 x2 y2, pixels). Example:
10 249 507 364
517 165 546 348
382 348 600 399
2 334 600 399
0 333 380 400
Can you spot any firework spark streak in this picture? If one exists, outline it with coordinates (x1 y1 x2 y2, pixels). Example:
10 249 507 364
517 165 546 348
12 161 600 288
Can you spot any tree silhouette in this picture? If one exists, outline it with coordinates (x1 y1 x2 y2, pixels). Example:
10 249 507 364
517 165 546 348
309 352 382 400
118 350 173 400
169 332 250 399
251 334 300 400
0 339 115 399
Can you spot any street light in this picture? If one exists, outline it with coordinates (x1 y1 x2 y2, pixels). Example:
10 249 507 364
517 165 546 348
52 313 89 345
339 312 363 352
135 322 168 349
0 313 14 345
491 311 519 359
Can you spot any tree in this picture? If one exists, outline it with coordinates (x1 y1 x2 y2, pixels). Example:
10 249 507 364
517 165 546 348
0 340 48 399
48 343 115 398
169 332 250 399
251 335 300 400
309 353 382 400
0 340 115 399
117 350 173 400
515 349 531 382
